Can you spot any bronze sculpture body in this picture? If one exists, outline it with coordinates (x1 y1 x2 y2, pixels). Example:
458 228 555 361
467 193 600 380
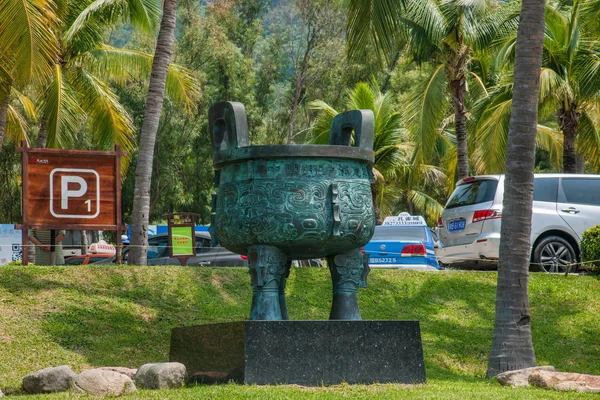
209 101 376 321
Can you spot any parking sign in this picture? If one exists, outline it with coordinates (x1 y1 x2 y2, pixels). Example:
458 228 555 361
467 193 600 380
16 144 126 264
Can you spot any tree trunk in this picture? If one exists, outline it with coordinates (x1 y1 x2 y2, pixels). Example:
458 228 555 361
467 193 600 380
129 0 178 266
575 155 585 173
559 107 579 174
371 183 383 225
0 94 9 149
288 100 298 144
36 120 48 148
450 78 469 180
487 0 546 378
80 230 89 254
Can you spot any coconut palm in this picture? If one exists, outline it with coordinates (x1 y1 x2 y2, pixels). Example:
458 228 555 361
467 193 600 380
34 0 199 154
1 0 198 156
487 0 546 377
0 0 59 147
310 82 445 223
471 79 564 174
129 0 179 266
347 0 518 180
483 0 600 173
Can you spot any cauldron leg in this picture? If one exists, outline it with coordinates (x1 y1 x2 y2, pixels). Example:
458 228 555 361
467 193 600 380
279 260 292 320
327 247 364 320
248 245 288 320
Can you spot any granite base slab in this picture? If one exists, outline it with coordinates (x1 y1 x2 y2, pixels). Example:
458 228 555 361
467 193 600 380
170 320 426 386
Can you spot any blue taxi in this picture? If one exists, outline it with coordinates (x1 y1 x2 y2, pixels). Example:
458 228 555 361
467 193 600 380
363 213 440 270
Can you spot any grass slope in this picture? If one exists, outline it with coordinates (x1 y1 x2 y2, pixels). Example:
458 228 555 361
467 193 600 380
0 266 599 399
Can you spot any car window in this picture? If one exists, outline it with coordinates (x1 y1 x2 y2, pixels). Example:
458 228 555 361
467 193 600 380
196 237 212 254
429 229 439 242
147 238 168 259
561 178 600 206
446 180 498 209
533 177 558 202
371 226 427 241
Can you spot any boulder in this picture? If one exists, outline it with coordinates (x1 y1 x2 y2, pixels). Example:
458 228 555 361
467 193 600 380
134 362 186 389
22 365 78 394
75 369 137 397
98 367 138 380
529 370 600 393
496 366 555 388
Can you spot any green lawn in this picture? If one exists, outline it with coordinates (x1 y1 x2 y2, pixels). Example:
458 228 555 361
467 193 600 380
0 266 599 398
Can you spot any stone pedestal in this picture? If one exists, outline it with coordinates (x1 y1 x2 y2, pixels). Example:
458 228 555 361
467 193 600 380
169 320 426 386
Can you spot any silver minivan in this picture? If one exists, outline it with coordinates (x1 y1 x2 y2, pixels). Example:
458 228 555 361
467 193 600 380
436 174 600 272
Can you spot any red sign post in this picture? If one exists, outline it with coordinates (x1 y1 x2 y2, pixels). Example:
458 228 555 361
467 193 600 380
16 142 126 264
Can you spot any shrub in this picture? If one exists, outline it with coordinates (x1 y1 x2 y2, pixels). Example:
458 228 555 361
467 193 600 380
5 260 35 266
580 225 600 271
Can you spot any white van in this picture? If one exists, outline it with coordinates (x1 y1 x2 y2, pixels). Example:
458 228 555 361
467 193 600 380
436 174 600 272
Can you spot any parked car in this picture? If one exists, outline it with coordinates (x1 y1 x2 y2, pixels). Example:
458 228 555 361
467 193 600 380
363 213 440 270
436 174 600 272
92 232 248 267
65 253 115 265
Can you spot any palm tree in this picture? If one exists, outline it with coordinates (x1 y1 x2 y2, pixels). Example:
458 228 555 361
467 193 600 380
129 0 179 266
347 0 517 180
470 80 564 174
1 0 197 155
482 0 600 173
0 0 59 147
34 0 191 153
487 0 546 377
310 82 445 223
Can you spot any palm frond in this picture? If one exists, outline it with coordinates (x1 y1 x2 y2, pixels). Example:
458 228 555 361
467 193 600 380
440 145 458 194
573 47 600 98
10 87 37 121
405 64 449 167
348 82 376 111
460 0 520 51
576 110 600 171
69 67 134 157
5 104 29 143
472 93 511 174
0 0 58 85
39 65 84 148
308 100 338 144
407 189 444 222
346 0 404 64
65 0 161 54
535 124 562 170
83 46 200 111
538 67 564 100
400 0 447 61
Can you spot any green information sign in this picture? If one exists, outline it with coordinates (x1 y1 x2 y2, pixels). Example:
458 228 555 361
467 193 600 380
172 226 194 256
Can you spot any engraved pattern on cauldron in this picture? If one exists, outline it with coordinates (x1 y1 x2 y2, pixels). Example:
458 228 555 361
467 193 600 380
333 181 374 244
215 181 330 247
219 159 370 183
215 179 375 253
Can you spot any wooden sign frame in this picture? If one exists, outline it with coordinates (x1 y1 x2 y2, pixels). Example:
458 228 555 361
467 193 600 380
164 213 200 266
15 142 126 264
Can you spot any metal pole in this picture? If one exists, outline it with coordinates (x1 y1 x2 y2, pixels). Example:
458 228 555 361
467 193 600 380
50 229 56 266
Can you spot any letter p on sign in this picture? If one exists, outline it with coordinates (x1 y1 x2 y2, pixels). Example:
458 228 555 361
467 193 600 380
50 168 100 218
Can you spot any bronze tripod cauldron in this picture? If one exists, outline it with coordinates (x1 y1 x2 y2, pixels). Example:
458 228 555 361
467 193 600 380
209 101 376 320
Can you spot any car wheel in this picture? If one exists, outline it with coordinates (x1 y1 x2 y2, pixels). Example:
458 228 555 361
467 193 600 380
532 236 576 273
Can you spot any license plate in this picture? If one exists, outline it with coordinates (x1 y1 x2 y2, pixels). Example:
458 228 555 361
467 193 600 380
369 257 398 264
448 219 466 232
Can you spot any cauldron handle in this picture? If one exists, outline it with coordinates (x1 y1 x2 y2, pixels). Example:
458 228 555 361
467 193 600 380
329 109 374 151
208 101 250 157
